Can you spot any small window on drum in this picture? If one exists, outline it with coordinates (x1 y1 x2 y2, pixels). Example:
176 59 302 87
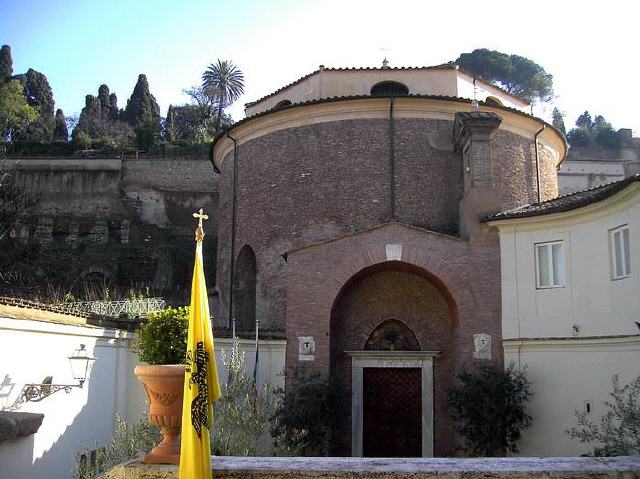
485 96 502 107
274 99 292 110
370 81 409 97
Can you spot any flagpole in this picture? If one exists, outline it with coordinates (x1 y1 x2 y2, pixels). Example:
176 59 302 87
252 318 260 387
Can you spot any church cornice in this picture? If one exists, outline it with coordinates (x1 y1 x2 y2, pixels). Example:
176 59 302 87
211 95 566 172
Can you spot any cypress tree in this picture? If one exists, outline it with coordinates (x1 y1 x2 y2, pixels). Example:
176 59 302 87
98 84 111 117
552 108 566 135
108 93 119 120
53 109 68 141
13 69 55 141
0 45 12 85
124 74 160 149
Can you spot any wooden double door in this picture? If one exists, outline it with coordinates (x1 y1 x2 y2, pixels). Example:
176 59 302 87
362 367 422 457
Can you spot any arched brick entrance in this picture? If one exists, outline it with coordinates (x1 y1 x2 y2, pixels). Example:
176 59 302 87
330 261 456 457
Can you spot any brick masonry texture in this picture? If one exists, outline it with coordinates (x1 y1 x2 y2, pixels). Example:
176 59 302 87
213 112 557 455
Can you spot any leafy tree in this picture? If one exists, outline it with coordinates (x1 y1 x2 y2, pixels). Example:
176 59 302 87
53 109 68 141
202 59 244 134
211 339 289 456
272 367 348 456
566 111 621 149
0 45 13 85
552 108 566 135
446 362 532 456
73 89 135 151
455 49 553 102
567 375 640 456
124 74 161 149
576 111 592 129
566 128 591 147
0 80 38 141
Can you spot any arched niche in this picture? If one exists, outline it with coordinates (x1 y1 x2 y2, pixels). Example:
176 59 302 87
364 318 420 351
233 245 256 332
485 96 503 107
370 81 409 97
274 99 292 110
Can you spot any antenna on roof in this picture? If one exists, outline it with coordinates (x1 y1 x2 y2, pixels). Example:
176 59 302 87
471 76 479 112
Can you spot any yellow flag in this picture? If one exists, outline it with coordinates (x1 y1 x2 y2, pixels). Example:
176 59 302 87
179 230 221 479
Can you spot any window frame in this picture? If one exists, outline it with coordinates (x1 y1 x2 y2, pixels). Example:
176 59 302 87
534 240 566 289
609 225 631 280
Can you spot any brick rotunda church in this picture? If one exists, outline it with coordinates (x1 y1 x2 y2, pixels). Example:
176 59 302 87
209 63 567 457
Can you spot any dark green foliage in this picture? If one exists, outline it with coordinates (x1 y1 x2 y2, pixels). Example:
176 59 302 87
19 69 54 116
0 45 12 85
566 111 621 149
552 108 566 135
202 60 244 134
272 367 348 455
164 103 214 144
73 89 135 151
567 375 640 456
576 111 592 129
53 109 68 141
455 49 553 102
13 69 55 142
133 306 188 365
447 362 532 456
124 74 161 149
566 128 591 147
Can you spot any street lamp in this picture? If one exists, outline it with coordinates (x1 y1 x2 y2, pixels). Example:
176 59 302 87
8 344 96 410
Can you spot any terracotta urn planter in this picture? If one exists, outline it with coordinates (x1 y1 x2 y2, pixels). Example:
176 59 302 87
134 364 185 464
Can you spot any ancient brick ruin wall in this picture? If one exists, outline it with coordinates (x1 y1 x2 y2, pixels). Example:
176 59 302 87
3 157 218 305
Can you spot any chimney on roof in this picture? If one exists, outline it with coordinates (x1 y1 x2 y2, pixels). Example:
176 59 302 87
382 58 390 69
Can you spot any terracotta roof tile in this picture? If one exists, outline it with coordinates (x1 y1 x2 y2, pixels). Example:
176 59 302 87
483 174 640 221
244 64 527 108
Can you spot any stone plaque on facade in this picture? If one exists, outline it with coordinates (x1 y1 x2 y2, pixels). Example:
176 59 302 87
473 333 491 360
298 336 315 361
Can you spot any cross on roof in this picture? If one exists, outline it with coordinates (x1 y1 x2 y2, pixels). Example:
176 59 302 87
193 208 209 228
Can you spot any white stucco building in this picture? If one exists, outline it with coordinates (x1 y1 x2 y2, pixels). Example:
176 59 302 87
486 174 640 456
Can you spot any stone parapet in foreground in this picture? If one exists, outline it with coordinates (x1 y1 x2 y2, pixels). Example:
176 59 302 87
103 456 640 479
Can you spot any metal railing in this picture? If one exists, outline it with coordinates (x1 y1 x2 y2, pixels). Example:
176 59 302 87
63 298 166 318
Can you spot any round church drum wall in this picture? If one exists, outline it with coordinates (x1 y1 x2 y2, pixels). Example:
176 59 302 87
330 265 455 456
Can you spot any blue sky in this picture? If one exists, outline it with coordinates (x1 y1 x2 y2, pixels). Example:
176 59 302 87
3 0 639 134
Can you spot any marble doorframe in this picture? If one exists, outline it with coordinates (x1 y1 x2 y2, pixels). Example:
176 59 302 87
346 350 440 458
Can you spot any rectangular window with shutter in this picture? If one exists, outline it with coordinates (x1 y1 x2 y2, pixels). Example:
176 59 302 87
610 225 631 279
535 241 565 289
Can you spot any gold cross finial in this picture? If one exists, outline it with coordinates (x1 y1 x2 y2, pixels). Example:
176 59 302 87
193 208 209 242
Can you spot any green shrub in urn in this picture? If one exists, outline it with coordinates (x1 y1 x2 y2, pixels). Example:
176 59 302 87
135 306 188 364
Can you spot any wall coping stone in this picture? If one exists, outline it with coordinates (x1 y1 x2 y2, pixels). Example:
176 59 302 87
0 411 44 442
104 456 640 479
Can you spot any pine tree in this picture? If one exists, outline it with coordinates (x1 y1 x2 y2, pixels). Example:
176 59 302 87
124 74 160 149
53 109 68 142
0 45 13 85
